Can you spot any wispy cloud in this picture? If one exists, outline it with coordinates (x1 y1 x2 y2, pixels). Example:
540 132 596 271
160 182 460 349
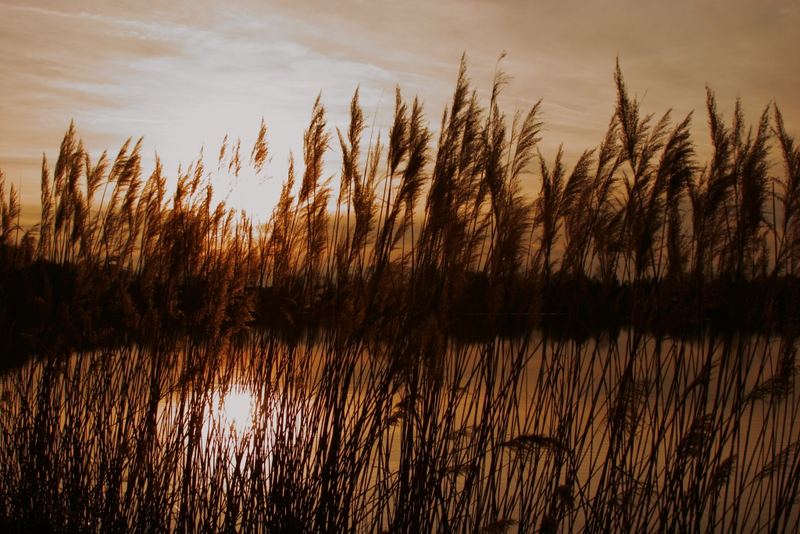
0 0 797 212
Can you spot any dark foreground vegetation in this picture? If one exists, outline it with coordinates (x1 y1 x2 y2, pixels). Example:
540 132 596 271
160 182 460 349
0 58 799 532
1 331 798 532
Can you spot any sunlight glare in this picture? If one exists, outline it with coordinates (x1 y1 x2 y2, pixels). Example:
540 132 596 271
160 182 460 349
218 388 255 435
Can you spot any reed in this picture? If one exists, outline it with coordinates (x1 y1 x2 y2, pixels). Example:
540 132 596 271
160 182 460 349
0 58 798 532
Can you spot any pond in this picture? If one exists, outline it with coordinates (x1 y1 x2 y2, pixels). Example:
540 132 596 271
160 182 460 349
1 330 798 532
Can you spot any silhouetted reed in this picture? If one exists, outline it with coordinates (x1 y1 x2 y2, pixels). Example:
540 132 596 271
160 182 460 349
0 57 799 532
2 58 798 345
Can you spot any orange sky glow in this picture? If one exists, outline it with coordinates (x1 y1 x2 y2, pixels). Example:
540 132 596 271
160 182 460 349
1 0 798 222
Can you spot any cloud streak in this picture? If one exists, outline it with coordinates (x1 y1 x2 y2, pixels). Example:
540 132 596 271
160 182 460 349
0 0 797 213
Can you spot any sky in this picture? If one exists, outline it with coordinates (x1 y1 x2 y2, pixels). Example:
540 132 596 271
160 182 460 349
1 0 798 222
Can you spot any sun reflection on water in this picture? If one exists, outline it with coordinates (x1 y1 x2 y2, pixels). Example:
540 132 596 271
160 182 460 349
217 388 255 435
199 385 258 447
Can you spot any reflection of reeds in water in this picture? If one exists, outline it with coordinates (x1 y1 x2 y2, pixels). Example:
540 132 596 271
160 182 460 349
0 57 800 531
